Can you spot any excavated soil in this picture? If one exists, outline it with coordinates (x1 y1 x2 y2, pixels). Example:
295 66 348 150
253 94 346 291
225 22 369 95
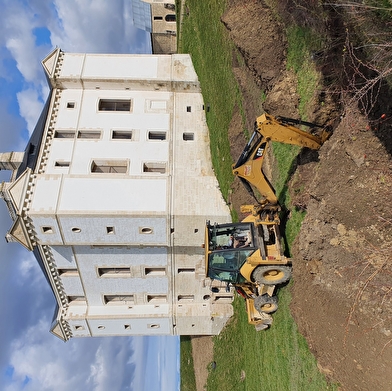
191 1 392 391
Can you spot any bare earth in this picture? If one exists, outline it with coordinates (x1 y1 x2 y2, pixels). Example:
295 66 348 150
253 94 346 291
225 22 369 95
191 1 392 391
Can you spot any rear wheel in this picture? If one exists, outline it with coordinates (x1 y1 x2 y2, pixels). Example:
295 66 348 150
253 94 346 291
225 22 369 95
254 294 278 314
253 265 291 285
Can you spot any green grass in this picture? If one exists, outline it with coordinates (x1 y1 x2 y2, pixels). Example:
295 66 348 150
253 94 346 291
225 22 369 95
180 336 197 391
286 26 322 117
207 293 335 391
180 0 242 199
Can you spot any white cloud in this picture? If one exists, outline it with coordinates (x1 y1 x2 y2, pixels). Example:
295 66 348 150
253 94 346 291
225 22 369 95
16 88 44 135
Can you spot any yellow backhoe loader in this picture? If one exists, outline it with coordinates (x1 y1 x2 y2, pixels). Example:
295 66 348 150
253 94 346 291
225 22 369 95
205 113 331 330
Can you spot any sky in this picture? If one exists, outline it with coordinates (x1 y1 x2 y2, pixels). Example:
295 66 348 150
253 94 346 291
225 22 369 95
0 1 180 390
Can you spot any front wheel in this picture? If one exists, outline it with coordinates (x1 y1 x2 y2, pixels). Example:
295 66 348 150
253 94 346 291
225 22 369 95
254 294 278 314
252 265 292 285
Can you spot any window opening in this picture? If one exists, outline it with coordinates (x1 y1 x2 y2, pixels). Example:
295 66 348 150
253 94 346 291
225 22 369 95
183 132 194 141
143 162 166 174
106 226 115 234
145 267 166 276
178 295 194 302
112 130 133 140
55 161 70 167
165 14 176 22
42 226 54 234
98 99 131 112
104 295 134 304
54 130 75 138
186 106 192 112
178 268 195 273
67 102 75 109
68 296 86 303
91 160 128 173
147 295 166 303
98 267 130 277
77 130 101 139
148 131 166 140
58 268 78 276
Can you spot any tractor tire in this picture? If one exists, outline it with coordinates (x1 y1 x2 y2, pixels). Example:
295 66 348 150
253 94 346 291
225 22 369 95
254 294 278 314
252 265 292 285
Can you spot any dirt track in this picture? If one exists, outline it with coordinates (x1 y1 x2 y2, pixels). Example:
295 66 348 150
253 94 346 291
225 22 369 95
192 1 392 391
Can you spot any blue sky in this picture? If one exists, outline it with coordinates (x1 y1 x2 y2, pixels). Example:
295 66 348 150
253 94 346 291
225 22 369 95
0 1 180 390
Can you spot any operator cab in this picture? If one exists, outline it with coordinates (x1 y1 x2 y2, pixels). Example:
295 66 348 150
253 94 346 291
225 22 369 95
206 222 257 284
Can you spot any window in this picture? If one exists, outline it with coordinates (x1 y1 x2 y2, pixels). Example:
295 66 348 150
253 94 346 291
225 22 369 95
178 295 194 302
91 160 128 174
74 325 84 331
98 267 131 277
145 267 166 276
104 295 134 305
154 16 163 20
106 226 115 234
124 324 131 330
68 296 86 304
98 99 132 112
112 130 133 140
41 226 54 234
55 161 70 167
54 130 75 138
165 14 176 22
186 106 192 112
139 227 153 234
178 268 195 273
77 130 101 139
143 162 166 174
148 131 166 140
148 323 160 329
58 268 78 276
183 132 194 141
67 102 75 109
147 295 167 303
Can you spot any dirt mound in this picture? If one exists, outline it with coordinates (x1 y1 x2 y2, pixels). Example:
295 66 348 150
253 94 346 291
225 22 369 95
221 1 392 390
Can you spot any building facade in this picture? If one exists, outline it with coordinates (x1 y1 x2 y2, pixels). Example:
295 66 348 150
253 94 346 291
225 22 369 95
132 0 177 54
0 49 233 341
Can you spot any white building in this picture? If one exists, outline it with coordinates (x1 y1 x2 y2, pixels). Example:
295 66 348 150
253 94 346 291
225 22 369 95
0 49 233 341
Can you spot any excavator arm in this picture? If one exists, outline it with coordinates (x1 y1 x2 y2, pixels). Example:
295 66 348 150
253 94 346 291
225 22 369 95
232 113 331 205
